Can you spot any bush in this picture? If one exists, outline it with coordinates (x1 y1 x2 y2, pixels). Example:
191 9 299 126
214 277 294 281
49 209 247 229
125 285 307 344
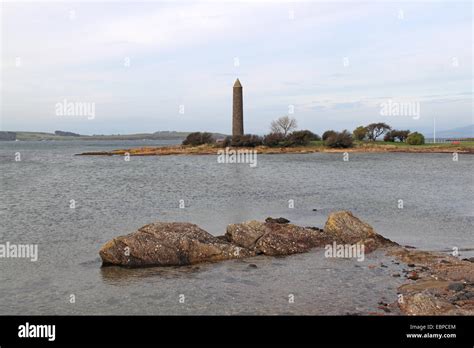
322 130 337 141
384 131 396 142
224 134 263 147
302 130 321 141
263 132 285 147
324 130 353 148
182 132 214 146
221 136 231 147
406 132 425 145
384 129 410 142
353 126 367 141
284 130 320 146
394 130 410 142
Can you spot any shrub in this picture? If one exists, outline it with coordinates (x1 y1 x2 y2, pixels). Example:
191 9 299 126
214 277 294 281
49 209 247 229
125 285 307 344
324 130 354 148
284 130 320 146
301 130 321 141
225 134 263 147
384 131 396 142
384 129 410 142
353 126 368 141
322 130 337 141
263 132 285 147
182 132 214 146
222 136 232 147
406 132 425 145
394 130 410 142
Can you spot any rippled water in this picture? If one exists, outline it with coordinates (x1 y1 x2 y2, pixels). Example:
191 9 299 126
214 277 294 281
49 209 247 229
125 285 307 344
0 141 473 314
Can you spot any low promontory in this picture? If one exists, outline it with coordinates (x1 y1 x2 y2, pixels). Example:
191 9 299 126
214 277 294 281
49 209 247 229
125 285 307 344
77 142 474 156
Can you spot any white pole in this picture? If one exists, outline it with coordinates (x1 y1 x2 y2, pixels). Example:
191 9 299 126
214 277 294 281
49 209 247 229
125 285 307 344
433 117 436 144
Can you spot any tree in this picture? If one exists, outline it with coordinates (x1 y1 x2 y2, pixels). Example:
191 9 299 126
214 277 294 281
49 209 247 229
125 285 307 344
353 126 368 141
270 116 297 136
324 130 353 148
406 132 425 145
395 130 410 142
366 123 391 141
322 130 337 141
384 129 411 142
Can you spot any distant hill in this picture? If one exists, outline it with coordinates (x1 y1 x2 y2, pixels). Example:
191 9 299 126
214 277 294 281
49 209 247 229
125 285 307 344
55 130 81 137
0 131 17 141
425 125 473 139
0 131 228 141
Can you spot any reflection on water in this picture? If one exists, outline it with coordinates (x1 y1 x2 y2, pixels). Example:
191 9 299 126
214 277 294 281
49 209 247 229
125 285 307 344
100 263 205 284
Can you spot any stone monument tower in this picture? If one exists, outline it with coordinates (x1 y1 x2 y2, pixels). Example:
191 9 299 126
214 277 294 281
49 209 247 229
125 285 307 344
232 79 244 136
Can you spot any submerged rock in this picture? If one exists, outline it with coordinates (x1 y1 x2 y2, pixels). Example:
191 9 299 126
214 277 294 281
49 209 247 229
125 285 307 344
407 271 420 280
100 222 254 267
448 282 465 292
391 248 474 315
399 292 459 315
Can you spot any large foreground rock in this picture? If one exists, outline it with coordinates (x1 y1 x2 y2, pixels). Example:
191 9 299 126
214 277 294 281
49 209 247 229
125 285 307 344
100 222 254 267
99 211 398 267
225 220 332 256
324 211 397 252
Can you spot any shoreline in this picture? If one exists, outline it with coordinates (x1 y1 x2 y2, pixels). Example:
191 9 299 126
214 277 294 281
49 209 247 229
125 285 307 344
76 143 474 156
99 212 474 315
388 247 474 315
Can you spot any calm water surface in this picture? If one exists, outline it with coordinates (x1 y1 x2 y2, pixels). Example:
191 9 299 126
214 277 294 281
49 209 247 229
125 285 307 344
1 141 473 314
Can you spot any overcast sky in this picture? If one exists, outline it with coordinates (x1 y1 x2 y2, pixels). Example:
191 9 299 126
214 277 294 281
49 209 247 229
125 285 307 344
1 0 472 135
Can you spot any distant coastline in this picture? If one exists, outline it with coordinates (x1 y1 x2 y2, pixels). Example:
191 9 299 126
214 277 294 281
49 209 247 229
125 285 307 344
0 131 226 142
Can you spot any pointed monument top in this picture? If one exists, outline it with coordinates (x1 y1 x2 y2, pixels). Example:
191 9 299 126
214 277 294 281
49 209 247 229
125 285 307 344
233 78 242 88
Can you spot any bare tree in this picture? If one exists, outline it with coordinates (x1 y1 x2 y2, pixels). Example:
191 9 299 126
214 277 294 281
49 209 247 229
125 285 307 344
366 122 391 141
270 116 298 136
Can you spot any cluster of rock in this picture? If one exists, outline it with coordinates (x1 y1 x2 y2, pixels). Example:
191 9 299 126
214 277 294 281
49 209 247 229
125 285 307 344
99 211 474 315
99 211 396 267
388 248 474 315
